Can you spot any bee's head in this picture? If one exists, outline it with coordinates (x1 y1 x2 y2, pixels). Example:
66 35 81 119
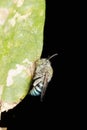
44 53 58 66
36 53 58 67
40 53 58 65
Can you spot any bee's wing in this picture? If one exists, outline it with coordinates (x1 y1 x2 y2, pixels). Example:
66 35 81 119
41 74 48 101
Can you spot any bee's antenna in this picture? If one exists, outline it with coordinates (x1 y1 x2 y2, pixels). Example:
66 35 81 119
48 53 58 60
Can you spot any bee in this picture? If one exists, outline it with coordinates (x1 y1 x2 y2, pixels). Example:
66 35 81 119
29 53 58 101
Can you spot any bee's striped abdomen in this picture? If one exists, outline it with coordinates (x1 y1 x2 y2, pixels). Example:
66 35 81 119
30 83 43 96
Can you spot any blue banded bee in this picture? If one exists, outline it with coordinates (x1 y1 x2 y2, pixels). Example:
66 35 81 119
29 53 58 101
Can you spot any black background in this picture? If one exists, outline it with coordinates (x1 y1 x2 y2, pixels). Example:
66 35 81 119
0 1 64 129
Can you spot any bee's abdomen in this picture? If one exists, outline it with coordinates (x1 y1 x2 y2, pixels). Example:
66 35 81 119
30 83 43 96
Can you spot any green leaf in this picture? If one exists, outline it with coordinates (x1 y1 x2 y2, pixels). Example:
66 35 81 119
0 0 45 113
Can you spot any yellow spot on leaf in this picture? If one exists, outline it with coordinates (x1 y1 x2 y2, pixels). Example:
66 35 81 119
0 85 3 98
0 8 9 25
13 0 24 7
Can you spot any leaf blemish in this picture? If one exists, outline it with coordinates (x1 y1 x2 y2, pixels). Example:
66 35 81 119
22 59 35 77
6 64 26 87
0 85 3 97
13 0 24 7
6 61 35 87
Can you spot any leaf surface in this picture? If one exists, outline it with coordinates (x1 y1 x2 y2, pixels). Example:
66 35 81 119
0 0 45 113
